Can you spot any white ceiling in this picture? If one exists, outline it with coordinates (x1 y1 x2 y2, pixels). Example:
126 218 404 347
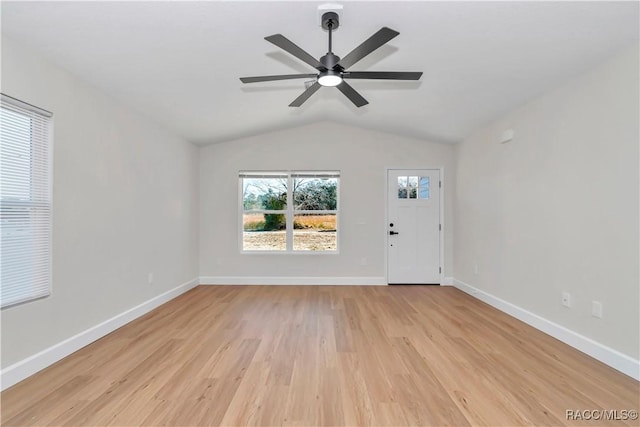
2 1 638 145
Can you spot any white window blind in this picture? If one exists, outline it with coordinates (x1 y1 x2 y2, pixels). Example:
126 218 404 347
1 94 52 308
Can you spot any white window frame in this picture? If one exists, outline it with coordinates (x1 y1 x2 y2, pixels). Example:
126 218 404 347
1 94 53 309
239 171 340 254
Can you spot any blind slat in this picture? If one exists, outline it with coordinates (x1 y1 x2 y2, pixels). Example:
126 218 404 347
239 172 288 179
291 172 340 178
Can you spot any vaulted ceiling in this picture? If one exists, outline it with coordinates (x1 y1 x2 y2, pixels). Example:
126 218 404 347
2 1 638 145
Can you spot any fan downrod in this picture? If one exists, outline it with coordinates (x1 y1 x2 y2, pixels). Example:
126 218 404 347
320 12 341 68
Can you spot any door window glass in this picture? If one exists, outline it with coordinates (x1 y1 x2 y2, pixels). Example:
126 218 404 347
398 176 431 200
419 176 430 199
397 176 408 198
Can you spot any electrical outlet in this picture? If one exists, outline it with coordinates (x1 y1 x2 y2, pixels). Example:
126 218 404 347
148 273 154 285
360 257 367 266
473 263 479 275
561 292 571 308
592 301 603 318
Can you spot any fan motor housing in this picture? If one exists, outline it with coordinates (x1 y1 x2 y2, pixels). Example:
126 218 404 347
320 52 341 69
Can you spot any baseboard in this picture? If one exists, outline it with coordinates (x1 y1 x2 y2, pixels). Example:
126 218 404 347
0 277 199 391
441 276 454 286
452 278 640 381
199 276 387 286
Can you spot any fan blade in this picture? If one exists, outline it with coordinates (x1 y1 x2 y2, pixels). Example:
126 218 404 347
336 81 368 107
343 71 422 80
289 82 322 107
240 74 317 83
337 27 399 70
265 34 325 70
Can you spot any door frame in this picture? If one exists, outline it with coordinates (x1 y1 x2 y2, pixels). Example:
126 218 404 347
384 167 445 285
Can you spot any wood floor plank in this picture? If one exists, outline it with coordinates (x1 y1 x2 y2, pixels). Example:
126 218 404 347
336 352 376 426
219 361 271 426
2 285 638 426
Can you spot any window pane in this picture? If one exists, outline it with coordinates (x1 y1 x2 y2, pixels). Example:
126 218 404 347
293 178 337 210
243 214 286 251
419 176 430 199
397 176 407 198
293 214 337 251
242 178 287 210
408 176 418 199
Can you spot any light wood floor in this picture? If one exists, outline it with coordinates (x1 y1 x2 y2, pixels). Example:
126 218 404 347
2 285 638 426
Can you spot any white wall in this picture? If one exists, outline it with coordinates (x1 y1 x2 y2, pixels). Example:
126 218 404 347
0 37 200 368
199 122 455 281
455 46 639 359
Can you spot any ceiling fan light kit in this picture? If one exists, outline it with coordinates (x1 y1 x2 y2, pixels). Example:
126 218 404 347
318 70 342 87
240 11 422 107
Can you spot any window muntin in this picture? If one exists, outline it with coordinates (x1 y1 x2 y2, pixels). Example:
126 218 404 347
1 94 52 308
240 172 339 252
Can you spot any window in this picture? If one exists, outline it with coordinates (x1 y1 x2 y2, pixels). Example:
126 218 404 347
1 94 52 308
397 175 429 199
240 171 339 252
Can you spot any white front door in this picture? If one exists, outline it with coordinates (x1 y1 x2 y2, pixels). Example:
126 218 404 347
387 169 441 284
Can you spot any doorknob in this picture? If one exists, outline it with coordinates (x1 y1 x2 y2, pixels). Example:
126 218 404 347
389 231 399 235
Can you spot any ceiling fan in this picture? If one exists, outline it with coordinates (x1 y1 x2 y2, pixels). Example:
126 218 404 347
240 12 423 107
